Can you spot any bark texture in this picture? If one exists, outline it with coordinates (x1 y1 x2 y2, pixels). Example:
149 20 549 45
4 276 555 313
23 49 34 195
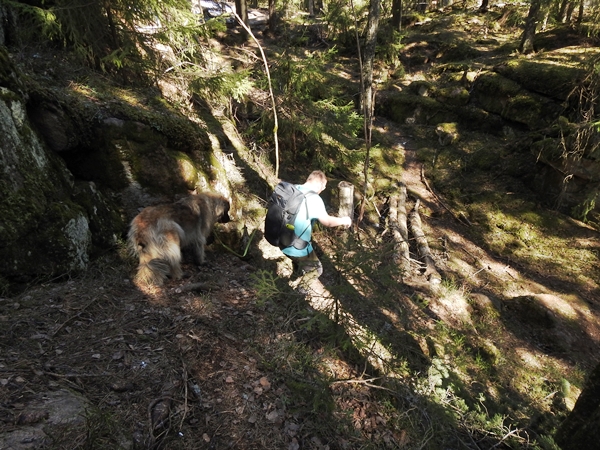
338 181 355 219
519 0 541 53
388 183 410 275
409 199 441 285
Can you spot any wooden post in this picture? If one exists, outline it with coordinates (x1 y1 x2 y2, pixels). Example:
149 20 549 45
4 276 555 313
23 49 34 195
338 181 355 219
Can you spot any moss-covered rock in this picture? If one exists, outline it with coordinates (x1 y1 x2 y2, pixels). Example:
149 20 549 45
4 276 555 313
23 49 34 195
376 91 458 126
434 86 470 106
0 46 25 96
472 71 562 128
1 43 240 288
495 59 586 101
471 72 521 116
438 41 482 63
453 105 506 135
406 80 434 96
435 122 459 146
72 181 125 253
0 82 93 283
0 199 92 282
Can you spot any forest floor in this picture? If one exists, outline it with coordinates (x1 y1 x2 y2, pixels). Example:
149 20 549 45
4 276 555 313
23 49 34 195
3 115 599 448
2 6 600 450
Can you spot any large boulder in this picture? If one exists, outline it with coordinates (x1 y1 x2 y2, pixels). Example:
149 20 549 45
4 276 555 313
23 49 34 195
0 45 237 289
0 47 93 284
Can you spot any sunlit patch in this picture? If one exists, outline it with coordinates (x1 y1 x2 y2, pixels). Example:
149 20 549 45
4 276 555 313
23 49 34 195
430 279 473 327
448 256 479 280
133 281 170 306
515 347 543 370
185 292 216 315
379 307 401 326
533 293 587 320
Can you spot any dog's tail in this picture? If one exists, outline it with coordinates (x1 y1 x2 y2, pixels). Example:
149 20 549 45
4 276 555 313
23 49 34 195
129 218 185 286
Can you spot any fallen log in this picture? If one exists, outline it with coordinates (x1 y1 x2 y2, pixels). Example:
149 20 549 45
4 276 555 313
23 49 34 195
388 183 410 275
408 199 441 285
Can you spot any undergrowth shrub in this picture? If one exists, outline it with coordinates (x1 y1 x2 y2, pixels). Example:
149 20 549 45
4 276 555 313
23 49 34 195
321 0 364 51
246 47 363 171
189 69 254 106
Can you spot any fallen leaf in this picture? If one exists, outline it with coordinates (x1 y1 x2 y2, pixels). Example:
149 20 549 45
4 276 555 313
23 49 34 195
266 410 279 421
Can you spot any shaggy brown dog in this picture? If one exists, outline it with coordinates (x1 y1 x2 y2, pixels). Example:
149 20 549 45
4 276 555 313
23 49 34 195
128 193 231 286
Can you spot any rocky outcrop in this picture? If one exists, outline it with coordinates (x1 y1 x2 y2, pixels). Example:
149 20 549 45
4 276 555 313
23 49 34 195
376 38 600 217
0 47 93 284
0 46 237 288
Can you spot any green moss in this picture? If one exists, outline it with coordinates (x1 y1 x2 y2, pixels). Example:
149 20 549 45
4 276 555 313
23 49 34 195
435 86 470 106
378 92 457 125
454 105 505 135
0 200 91 281
437 122 458 134
496 59 586 101
439 41 482 62
0 146 74 246
72 182 125 252
504 94 543 127
0 46 25 95
473 72 520 115
478 72 521 95
407 80 434 96
531 137 563 161
173 151 199 190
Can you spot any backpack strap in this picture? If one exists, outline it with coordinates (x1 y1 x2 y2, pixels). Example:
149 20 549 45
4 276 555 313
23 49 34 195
290 190 317 250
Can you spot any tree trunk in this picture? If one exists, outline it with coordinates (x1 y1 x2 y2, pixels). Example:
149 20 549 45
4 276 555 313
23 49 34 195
315 0 323 14
576 0 584 24
268 0 277 31
361 0 380 119
555 360 600 450
557 0 569 23
391 0 402 31
519 0 541 54
565 0 575 22
235 0 249 38
357 0 380 224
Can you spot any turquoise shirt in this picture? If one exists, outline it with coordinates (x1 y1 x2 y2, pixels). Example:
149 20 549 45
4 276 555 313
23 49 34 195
281 185 327 257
